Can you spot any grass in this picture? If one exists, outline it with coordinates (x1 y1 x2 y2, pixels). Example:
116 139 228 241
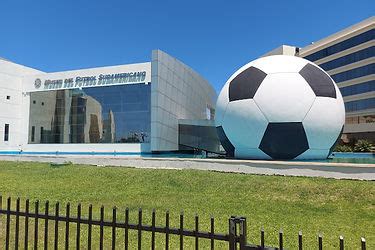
0 160 373 249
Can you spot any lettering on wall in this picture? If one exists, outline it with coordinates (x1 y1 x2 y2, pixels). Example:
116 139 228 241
39 71 147 90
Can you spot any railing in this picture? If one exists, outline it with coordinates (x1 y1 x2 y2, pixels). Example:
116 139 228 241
0 196 368 249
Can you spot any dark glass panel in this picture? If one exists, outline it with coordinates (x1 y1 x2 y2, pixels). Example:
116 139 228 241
345 97 375 112
4 124 9 141
304 29 374 62
340 80 375 96
331 64 375 83
319 46 375 71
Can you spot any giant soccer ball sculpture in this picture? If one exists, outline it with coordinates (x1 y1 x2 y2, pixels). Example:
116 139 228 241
215 55 345 160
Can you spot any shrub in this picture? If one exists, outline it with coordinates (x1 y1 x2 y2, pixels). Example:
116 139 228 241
354 139 373 152
334 144 352 152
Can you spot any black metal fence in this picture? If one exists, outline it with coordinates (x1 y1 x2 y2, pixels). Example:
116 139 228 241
0 196 368 249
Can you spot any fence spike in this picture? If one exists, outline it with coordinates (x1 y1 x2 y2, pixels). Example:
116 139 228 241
99 205 104 250
195 214 199 250
180 211 184 250
165 210 170 250
340 235 344 250
44 200 49 250
261 227 265 248
65 202 70 250
112 206 117 250
76 203 81 250
279 228 283 250
87 204 93 250
54 202 59 250
138 208 142 250
5 197 11 250
361 237 366 250
24 199 29 250
210 216 214 250
125 207 129 250
15 198 20 250
151 209 156 250
318 233 323 250
34 200 39 250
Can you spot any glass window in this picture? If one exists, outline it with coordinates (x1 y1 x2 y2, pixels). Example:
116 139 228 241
319 46 375 71
345 97 375 112
28 83 151 144
331 64 375 83
340 80 375 96
31 126 35 142
304 29 374 62
4 124 9 141
40 127 44 143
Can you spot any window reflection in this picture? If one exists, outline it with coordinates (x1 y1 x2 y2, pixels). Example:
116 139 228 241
28 84 151 144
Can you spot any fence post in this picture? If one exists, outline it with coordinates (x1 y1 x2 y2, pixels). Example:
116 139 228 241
228 217 236 250
228 216 248 250
238 217 247 250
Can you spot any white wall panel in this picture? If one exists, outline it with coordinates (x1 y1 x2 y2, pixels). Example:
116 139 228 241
0 59 43 151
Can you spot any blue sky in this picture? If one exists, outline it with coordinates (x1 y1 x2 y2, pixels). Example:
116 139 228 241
0 0 373 92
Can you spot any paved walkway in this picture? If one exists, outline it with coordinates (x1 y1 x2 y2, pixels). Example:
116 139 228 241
0 155 374 180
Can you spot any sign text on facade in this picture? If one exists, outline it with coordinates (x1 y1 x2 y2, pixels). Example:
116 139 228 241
40 71 147 90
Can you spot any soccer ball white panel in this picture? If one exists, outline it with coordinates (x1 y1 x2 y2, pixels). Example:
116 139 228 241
235 147 272 159
303 96 345 149
250 55 308 74
295 149 330 160
254 73 316 122
215 82 229 126
221 99 268 149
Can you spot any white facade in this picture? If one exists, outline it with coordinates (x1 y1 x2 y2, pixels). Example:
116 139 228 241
0 58 43 151
0 50 216 154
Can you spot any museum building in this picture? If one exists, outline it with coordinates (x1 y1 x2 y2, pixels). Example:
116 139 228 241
0 50 218 155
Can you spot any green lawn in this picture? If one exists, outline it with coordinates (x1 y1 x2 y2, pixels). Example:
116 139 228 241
0 160 373 249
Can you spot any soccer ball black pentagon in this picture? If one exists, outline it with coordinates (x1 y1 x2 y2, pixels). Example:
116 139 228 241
215 55 345 160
